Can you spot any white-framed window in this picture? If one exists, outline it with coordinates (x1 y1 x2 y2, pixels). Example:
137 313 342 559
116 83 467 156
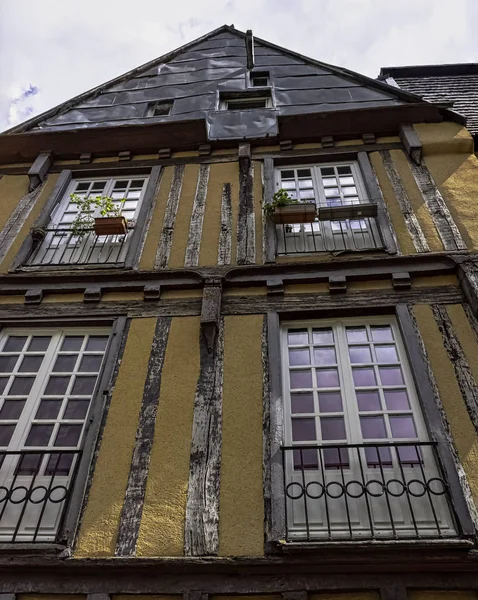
220 94 272 111
0 327 110 541
249 71 270 87
281 317 455 540
27 176 149 266
274 162 382 254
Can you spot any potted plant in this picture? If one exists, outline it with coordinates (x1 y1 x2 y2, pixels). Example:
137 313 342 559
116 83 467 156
70 194 128 237
263 189 316 224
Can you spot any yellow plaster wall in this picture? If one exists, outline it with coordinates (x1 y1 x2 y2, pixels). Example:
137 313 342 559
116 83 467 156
114 596 180 600
309 594 379 600
18 596 85 600
0 173 59 273
212 596 281 600
0 174 29 232
409 593 478 600
140 166 174 270
199 161 239 267
414 123 478 249
168 164 201 268
219 314 264 556
75 318 157 557
253 161 264 264
136 316 200 556
447 304 478 401
413 305 478 507
390 149 443 252
369 152 416 255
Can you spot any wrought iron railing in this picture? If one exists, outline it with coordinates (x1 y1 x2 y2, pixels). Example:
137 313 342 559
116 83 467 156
26 226 132 266
0 449 81 542
282 442 458 542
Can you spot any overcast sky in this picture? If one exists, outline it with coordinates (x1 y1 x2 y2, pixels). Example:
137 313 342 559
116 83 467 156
0 0 477 132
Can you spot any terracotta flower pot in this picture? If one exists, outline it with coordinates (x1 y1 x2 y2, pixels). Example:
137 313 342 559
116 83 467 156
270 203 317 224
94 216 128 236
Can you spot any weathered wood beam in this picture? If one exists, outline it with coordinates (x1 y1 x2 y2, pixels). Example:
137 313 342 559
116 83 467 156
218 183 233 266
245 29 255 70
27 152 52 191
400 124 422 165
185 164 210 267
155 164 185 269
200 278 222 353
237 143 255 265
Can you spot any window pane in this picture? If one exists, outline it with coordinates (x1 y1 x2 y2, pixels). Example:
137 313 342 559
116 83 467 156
349 346 372 364
45 454 74 477
0 355 19 372
288 330 308 345
18 355 44 373
71 376 97 395
54 424 82 447
352 368 376 386
61 337 84 351
293 448 318 469
337 166 352 175
9 377 34 395
360 416 387 439
346 327 368 342
356 390 381 412
365 446 392 467
389 416 417 439
44 376 70 395
35 399 62 420
384 390 410 410
25 424 54 446
316 369 339 388
53 355 78 372
318 392 342 413
313 347 336 366
375 345 398 363
320 167 335 176
397 445 421 464
321 417 346 440
323 447 349 469
0 399 25 419
288 348 310 366
297 169 311 178
3 336 27 352
379 367 404 386
312 328 334 345
79 355 103 372
0 424 15 446
64 399 91 420
292 418 316 441
28 336 52 351
370 326 393 342
0 378 8 395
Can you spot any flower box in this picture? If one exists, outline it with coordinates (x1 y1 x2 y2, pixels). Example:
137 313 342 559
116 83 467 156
94 216 128 236
270 203 317 224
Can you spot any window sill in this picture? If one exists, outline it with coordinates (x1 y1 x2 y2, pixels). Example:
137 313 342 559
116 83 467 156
13 262 128 274
0 542 68 556
276 537 474 553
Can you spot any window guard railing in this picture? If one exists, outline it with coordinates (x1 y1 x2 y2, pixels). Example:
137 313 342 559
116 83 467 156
25 225 133 266
282 442 459 542
0 449 82 543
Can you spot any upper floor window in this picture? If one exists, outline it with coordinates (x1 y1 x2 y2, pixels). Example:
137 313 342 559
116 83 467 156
26 176 148 267
281 317 456 541
0 327 110 542
250 71 270 87
274 162 382 255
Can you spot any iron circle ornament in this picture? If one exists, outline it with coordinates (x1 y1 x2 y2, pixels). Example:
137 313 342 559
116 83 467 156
49 485 69 504
386 479 406 497
407 479 427 497
286 481 304 500
306 480 325 499
345 480 365 498
427 477 447 496
0 486 8 503
10 485 29 504
29 485 49 504
325 481 345 499
365 479 385 497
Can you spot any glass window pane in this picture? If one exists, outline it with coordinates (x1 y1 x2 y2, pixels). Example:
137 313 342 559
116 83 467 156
397 445 421 464
379 367 404 386
297 169 311 178
316 369 339 388
53 355 78 372
375 345 398 363
44 376 70 396
3 336 27 352
45 454 74 477
346 327 368 342
371 326 394 342
288 348 310 366
0 424 15 446
324 187 340 197
64 399 91 420
79 355 103 372
293 448 318 469
71 376 97 395
25 424 54 446
0 378 8 395
290 370 312 389
312 328 334 344
322 177 337 187
352 368 376 387
0 399 25 419
321 417 346 440
16 453 43 475
28 336 52 352
349 346 372 364
35 399 62 420
313 347 336 366
384 390 410 411
9 377 34 395
323 447 349 469
54 424 82 447
318 392 342 413
356 390 381 412
0 355 19 372
61 336 84 351
18 355 44 373
292 418 316 441
337 166 352 175
365 446 392 467
320 167 335 176
288 330 308 345
390 416 417 439
86 337 108 352
339 176 355 186
360 416 387 439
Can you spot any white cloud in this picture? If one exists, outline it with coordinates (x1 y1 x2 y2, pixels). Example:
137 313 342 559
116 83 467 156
0 0 477 131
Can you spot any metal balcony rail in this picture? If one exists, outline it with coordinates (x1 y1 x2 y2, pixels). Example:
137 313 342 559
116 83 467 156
282 442 458 542
26 226 133 266
0 449 81 543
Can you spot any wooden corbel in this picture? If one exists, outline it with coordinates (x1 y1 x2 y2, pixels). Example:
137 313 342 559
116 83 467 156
329 275 346 294
24 289 43 305
84 287 102 303
400 124 422 165
27 152 52 191
392 272 412 290
200 278 222 353
238 143 251 170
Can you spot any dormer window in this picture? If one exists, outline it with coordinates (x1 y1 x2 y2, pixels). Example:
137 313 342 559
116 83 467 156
146 101 173 117
220 91 272 111
250 71 270 87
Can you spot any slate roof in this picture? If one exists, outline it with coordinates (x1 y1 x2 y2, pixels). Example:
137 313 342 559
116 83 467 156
6 25 430 141
379 64 478 135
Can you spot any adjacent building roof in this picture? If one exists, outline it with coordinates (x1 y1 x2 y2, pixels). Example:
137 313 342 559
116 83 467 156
379 64 478 135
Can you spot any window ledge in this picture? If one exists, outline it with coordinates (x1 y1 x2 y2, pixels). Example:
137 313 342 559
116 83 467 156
277 537 474 553
0 542 68 556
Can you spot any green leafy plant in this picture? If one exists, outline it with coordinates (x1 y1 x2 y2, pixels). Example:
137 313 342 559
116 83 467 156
263 188 300 218
69 194 124 237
